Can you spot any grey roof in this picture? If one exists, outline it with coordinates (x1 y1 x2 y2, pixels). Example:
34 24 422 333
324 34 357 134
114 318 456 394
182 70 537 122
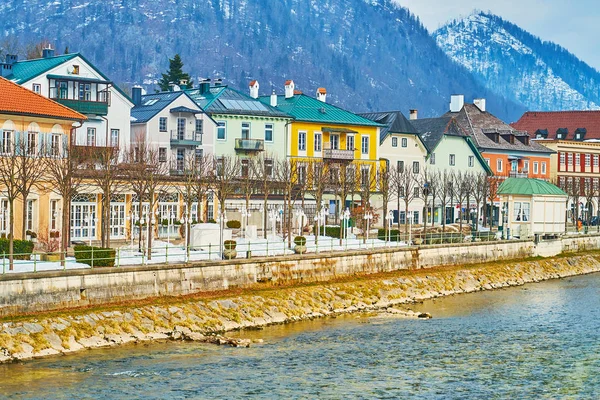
170 106 199 114
447 104 553 154
131 91 189 124
186 86 290 118
358 111 419 143
410 116 466 150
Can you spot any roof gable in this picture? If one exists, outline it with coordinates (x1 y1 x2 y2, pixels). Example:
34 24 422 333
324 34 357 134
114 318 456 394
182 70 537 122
498 178 567 196
512 110 600 141
6 53 78 84
187 86 289 118
358 111 419 143
131 91 188 123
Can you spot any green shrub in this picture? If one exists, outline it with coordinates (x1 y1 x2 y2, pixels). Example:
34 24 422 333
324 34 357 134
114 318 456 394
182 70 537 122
0 239 34 260
377 229 403 242
226 220 241 229
325 226 341 238
73 245 116 267
26 230 37 239
208 219 216 224
474 231 496 242
224 240 237 250
294 236 306 246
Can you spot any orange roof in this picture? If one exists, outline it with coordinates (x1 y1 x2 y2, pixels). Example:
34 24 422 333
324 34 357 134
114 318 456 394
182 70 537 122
317 87 327 94
285 80 294 85
0 76 86 121
249 80 257 86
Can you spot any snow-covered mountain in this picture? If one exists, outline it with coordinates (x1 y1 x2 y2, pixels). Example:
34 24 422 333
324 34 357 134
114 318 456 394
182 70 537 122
0 0 523 121
434 12 600 117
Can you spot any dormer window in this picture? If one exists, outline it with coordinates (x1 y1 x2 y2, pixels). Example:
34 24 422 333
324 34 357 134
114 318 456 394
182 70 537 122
575 128 587 141
535 129 549 139
500 133 515 144
484 131 500 143
516 135 530 145
556 128 568 140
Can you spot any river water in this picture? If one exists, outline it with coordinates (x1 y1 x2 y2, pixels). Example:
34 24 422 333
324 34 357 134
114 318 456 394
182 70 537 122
2 273 600 399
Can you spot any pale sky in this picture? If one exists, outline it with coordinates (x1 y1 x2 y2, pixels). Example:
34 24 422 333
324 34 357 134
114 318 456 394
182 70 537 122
393 0 600 70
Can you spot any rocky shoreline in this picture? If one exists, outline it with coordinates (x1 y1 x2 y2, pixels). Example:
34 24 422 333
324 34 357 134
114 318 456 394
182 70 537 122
2 253 599 364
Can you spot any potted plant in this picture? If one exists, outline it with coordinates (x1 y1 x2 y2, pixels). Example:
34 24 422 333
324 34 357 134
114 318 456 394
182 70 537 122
294 235 307 254
26 230 37 242
223 239 237 259
38 231 61 262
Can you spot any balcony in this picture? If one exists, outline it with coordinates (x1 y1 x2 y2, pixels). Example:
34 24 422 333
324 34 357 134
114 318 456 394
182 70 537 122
322 142 354 161
235 138 264 152
170 130 203 146
509 171 529 178
52 98 109 116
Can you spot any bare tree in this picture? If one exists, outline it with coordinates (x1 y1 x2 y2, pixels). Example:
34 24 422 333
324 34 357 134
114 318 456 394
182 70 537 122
486 176 502 229
255 154 278 239
454 171 471 233
123 143 150 252
471 172 489 232
394 162 420 235
582 177 595 230
438 170 455 231
25 39 52 60
418 167 433 238
336 163 357 244
43 138 85 265
0 137 22 269
238 157 256 230
16 136 46 239
276 158 299 249
213 155 241 225
306 160 329 242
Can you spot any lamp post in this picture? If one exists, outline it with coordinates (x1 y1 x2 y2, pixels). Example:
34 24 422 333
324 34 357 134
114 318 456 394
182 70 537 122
277 207 284 240
216 210 227 259
363 210 373 244
88 213 94 246
295 209 305 236
386 211 394 245
268 209 278 237
342 207 350 240
502 202 508 240
180 211 191 262
129 211 138 250
240 206 251 238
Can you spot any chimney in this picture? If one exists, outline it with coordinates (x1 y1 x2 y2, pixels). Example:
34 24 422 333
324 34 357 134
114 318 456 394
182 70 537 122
214 78 223 87
132 86 143 107
450 94 464 113
198 79 210 95
249 80 259 99
270 90 278 107
409 109 418 120
474 98 486 112
316 87 327 102
0 63 13 78
42 46 55 59
170 83 181 92
179 79 188 89
284 80 295 99
5 54 17 65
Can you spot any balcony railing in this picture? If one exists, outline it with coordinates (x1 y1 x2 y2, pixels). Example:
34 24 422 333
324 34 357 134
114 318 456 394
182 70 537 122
170 130 203 145
235 138 264 152
322 142 354 161
509 171 529 178
52 98 109 116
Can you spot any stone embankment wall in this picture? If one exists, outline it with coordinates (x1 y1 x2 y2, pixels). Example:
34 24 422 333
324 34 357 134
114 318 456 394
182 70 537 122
1 234 599 317
2 253 600 363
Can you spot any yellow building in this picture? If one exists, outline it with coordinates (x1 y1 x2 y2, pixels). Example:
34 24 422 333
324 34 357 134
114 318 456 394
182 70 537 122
0 76 86 242
260 81 382 213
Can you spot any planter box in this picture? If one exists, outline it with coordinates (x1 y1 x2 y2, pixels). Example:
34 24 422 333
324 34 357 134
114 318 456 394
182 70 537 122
41 253 61 262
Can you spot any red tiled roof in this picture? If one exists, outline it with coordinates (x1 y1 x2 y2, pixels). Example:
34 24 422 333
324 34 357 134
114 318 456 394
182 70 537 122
511 111 600 140
317 87 327 94
0 76 86 121
249 80 257 86
285 80 293 85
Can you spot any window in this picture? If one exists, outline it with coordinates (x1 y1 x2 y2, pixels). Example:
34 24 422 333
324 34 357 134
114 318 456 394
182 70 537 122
514 202 530 222
392 137 398 147
241 159 249 177
523 161 529 172
568 153 573 165
397 160 404 173
361 166 370 187
399 187 405 198
241 122 250 139
72 65 80 75
110 129 119 147
32 84 41 94
195 120 204 142
560 153 566 164
330 134 339 150
27 132 37 156
314 133 322 152
177 118 186 140
51 134 61 155
401 138 407 147
430 153 436 165
361 136 369 155
298 131 306 151
533 162 539 174
575 153 580 166
159 117 167 132
449 154 456 166
347 135 355 151
87 128 96 146
158 147 167 163
497 158 502 172
412 161 419 174
595 155 599 167
298 165 307 184
485 158 490 166
585 154 591 167
414 187 420 198
413 211 419 225
468 156 474 167
265 158 274 177
78 83 91 101
217 121 226 140
1 130 12 154
264 123 273 142
541 162 546 175
195 148 203 164
26 199 35 231
50 199 59 231
57 81 68 99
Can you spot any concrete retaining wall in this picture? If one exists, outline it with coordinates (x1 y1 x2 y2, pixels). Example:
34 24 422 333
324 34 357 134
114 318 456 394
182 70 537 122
1 235 599 317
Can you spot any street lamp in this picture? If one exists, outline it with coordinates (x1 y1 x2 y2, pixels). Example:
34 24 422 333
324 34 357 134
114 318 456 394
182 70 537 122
342 207 350 240
240 206 251 238
386 211 394 245
295 209 305 236
501 202 509 240
363 210 373 243
216 210 227 259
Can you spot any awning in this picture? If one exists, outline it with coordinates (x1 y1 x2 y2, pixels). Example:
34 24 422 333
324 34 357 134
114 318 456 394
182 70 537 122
47 74 110 85
322 126 358 134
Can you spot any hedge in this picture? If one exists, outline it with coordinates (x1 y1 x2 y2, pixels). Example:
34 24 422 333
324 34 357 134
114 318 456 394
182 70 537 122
226 220 241 229
325 226 341 238
377 229 403 242
0 239 34 260
294 236 306 246
74 245 116 267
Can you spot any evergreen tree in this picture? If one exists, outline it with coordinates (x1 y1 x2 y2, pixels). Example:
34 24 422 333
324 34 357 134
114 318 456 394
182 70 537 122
158 54 193 92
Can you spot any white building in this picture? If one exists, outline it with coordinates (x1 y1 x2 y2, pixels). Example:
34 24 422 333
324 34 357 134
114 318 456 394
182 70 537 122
0 48 132 150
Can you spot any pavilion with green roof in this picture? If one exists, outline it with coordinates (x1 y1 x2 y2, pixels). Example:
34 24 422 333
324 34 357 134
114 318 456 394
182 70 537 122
498 178 567 238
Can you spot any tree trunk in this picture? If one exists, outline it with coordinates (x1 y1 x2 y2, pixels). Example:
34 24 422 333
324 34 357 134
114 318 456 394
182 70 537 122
263 195 268 239
21 195 27 240
8 199 14 270
61 196 70 267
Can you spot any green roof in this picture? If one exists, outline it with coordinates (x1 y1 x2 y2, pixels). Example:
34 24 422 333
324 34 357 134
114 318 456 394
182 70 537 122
258 94 382 127
498 178 567 196
7 54 78 84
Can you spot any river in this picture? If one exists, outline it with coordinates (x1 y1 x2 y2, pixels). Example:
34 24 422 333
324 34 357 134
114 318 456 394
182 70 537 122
2 273 600 399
